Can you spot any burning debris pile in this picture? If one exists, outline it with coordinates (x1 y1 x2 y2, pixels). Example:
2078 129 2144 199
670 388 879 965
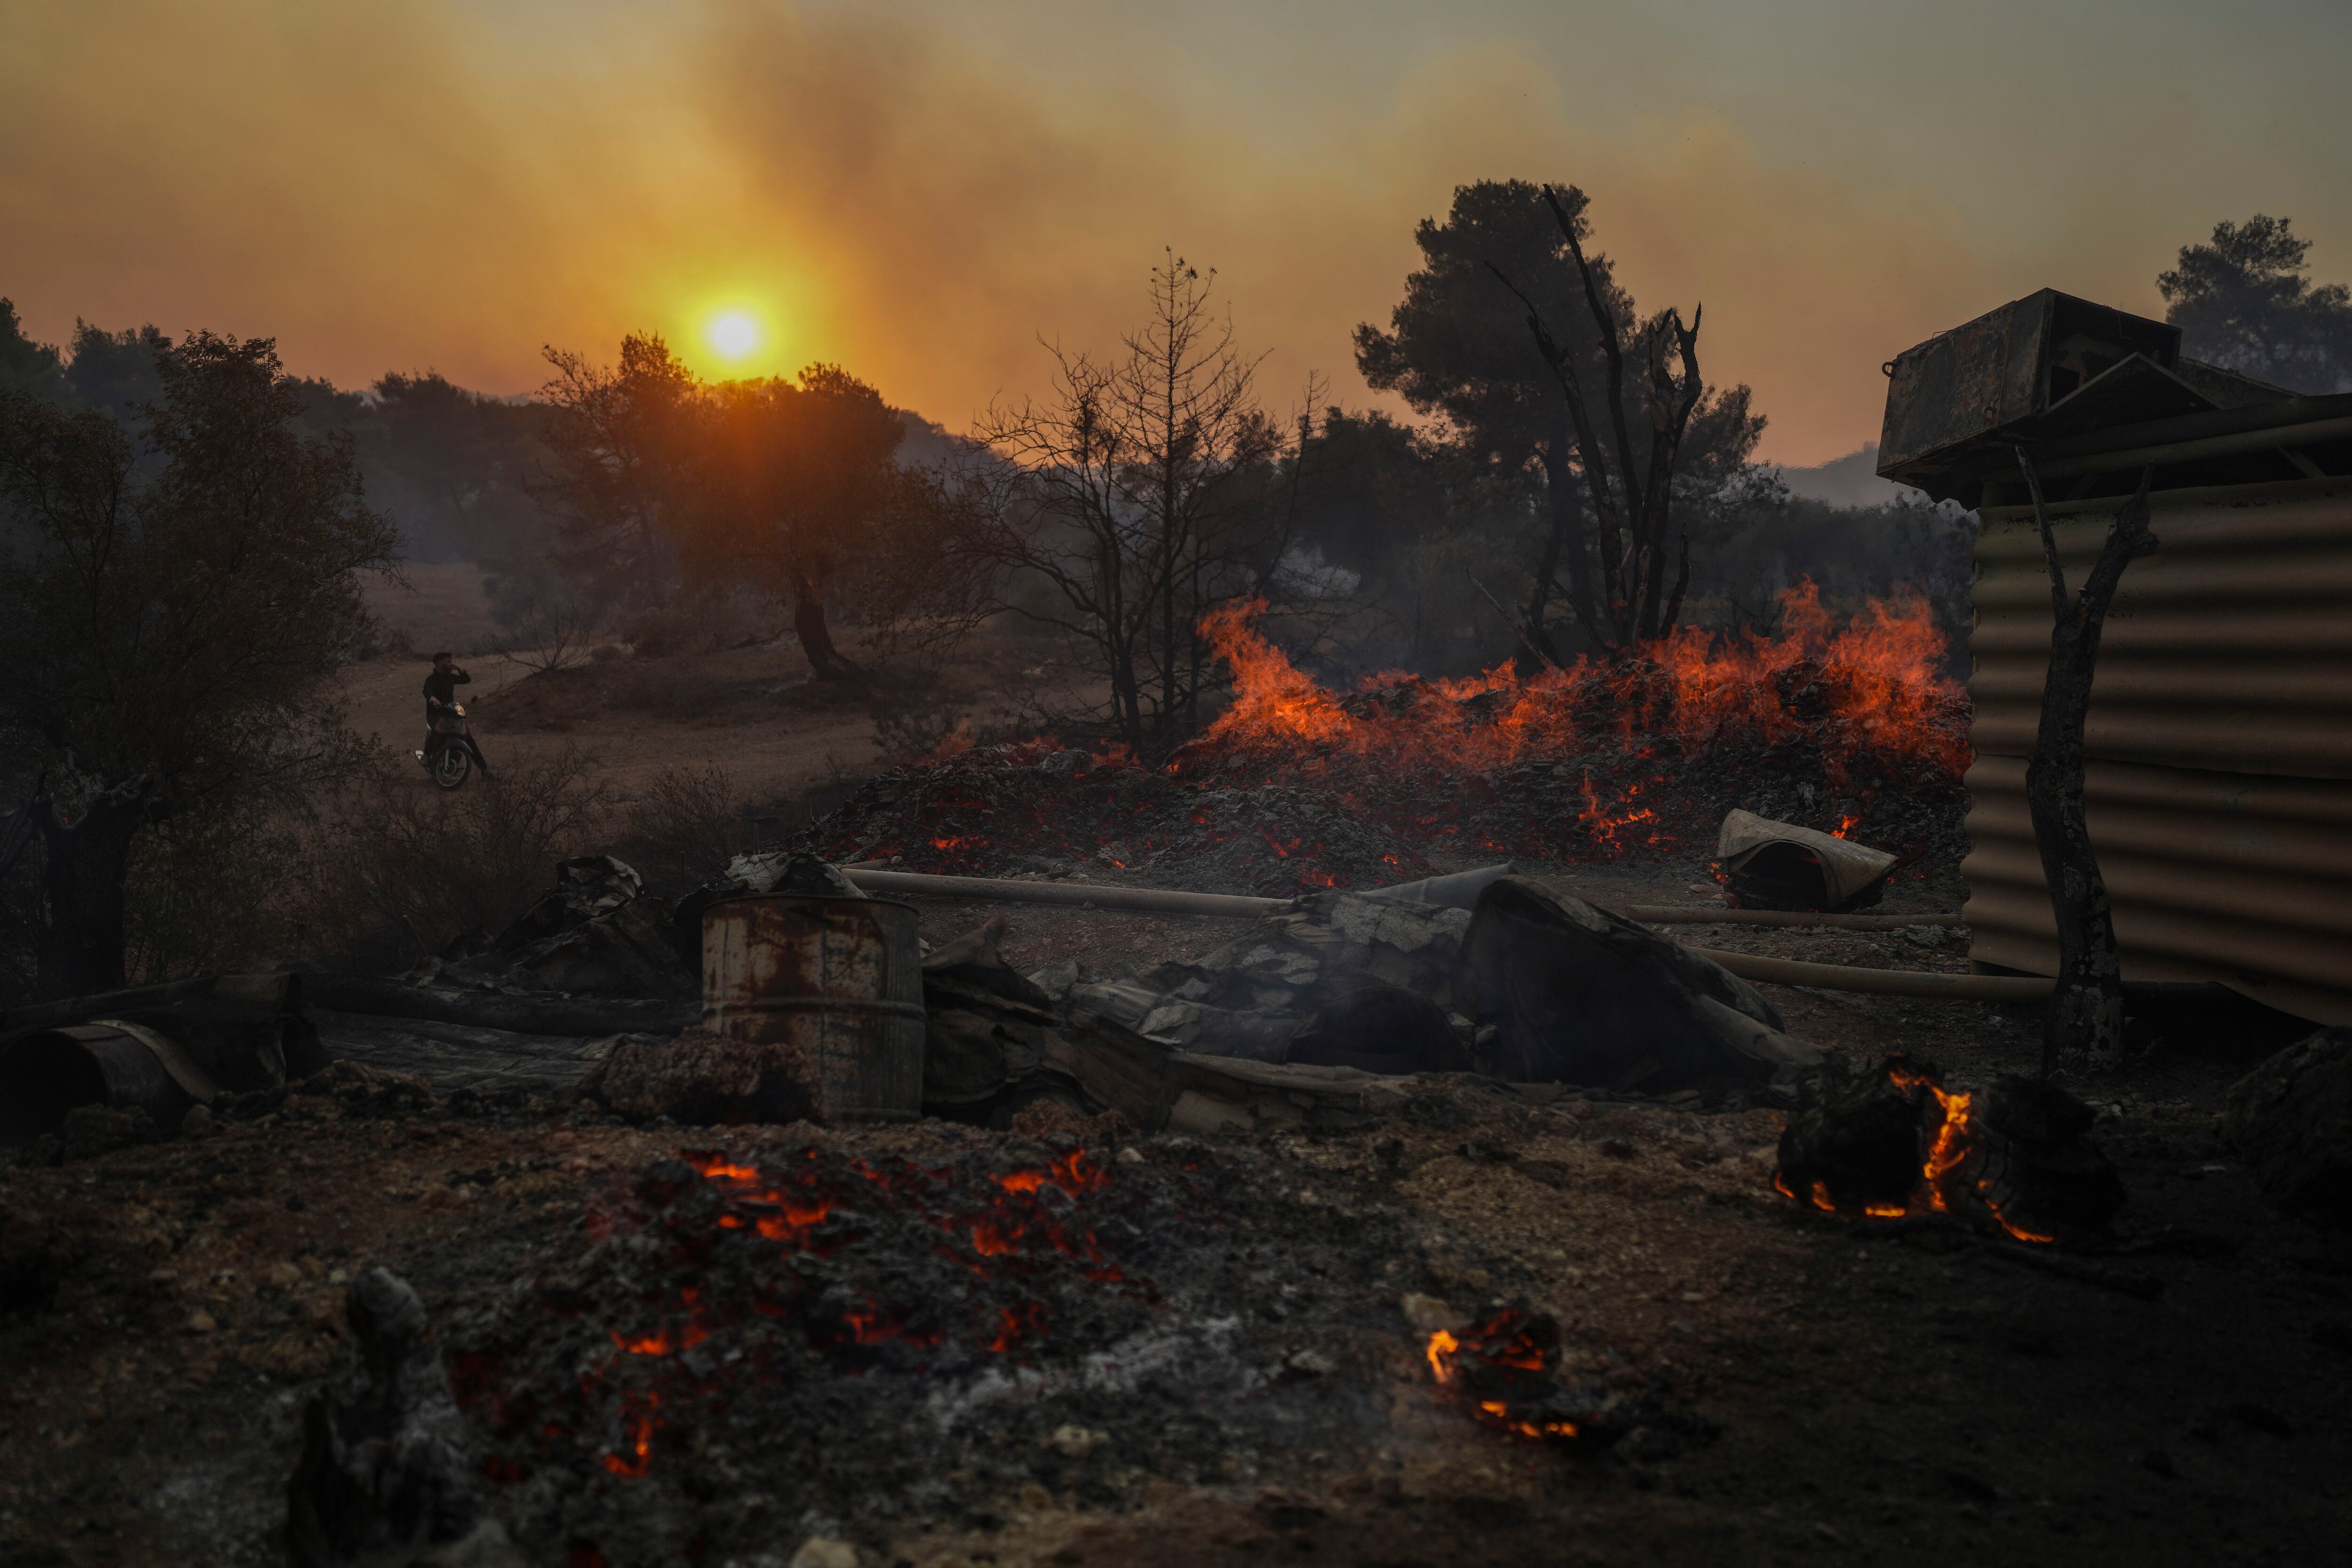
800 585 1971 893
424 1133 1685 1565
1774 1054 2124 1245
1422 1306 1653 1444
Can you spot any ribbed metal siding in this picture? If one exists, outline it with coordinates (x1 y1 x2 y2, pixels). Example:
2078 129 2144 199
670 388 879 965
1962 475 2352 1025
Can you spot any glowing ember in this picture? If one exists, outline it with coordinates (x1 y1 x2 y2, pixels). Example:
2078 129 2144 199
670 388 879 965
1779 1060 2068 1245
1422 1307 1585 1441
454 1143 1155 1490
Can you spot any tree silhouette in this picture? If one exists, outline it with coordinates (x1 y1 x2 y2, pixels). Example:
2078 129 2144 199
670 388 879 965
0 333 397 993
1358 181 1760 660
2160 215 2352 395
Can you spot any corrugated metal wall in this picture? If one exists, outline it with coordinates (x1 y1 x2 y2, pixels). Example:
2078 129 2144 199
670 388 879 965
1963 474 2352 1024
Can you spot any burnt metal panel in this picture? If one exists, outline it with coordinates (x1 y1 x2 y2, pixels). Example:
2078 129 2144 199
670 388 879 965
1960 476 2352 1024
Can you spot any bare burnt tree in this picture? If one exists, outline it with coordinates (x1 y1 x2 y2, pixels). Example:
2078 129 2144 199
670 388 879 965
1486 185 1712 652
946 256 1290 754
2014 454 2159 1074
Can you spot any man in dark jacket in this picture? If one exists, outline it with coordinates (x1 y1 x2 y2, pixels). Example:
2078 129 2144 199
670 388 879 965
420 652 493 777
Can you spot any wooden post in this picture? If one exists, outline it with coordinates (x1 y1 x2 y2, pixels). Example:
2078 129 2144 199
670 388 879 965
2014 455 2158 1075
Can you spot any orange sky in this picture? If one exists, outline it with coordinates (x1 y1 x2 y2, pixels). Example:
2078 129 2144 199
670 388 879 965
6 0 2349 464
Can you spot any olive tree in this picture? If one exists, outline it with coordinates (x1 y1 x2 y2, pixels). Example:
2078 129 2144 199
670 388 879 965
0 333 397 995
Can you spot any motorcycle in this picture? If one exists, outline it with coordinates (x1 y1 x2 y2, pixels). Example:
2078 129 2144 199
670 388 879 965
414 702 478 791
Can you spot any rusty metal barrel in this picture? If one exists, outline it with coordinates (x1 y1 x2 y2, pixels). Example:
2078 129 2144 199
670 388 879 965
699 895 925 1123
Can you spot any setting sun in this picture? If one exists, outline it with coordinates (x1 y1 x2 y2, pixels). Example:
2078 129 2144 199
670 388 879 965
707 311 761 360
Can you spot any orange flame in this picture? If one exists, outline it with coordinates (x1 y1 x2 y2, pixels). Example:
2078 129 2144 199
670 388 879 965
1187 586 1963 852
1423 1317 1578 1441
1196 584 1960 776
1778 1069 2061 1245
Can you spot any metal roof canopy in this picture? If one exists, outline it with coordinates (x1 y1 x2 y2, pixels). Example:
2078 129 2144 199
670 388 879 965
1879 288 2352 1024
1878 288 2324 509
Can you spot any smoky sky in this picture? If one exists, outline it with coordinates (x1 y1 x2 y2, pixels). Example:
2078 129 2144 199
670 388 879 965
5 0 2347 462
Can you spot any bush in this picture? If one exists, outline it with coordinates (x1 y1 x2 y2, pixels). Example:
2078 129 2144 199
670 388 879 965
289 745 615 968
620 606 705 660
611 765 746 892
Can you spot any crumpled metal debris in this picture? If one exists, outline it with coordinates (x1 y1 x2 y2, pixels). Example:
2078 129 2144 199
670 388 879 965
1034 890 1476 1072
1459 877 1821 1094
431 856 698 999
1716 808 1897 912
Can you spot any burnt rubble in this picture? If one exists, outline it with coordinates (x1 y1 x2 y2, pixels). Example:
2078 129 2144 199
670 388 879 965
287 1267 519 1568
1775 1054 2125 1245
0 972 326 1152
1458 879 1821 1096
427 855 699 1000
2225 1027 2352 1227
434 1133 1700 1567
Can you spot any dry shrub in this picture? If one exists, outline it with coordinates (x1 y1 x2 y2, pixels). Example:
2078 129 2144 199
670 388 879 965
620 606 706 660
866 677 970 764
289 746 615 968
611 765 745 891
122 796 309 983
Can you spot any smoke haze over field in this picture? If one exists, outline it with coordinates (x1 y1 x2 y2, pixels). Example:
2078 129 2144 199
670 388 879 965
5 0 2349 462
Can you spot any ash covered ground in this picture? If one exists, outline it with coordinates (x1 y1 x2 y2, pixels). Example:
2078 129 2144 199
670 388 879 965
4 1048 2348 1568
3 613 2344 1566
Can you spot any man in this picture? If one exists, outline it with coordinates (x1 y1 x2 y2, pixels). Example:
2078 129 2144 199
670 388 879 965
419 651 493 778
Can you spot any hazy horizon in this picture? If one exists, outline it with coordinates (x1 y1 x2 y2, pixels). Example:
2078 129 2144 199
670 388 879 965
7 0 2348 464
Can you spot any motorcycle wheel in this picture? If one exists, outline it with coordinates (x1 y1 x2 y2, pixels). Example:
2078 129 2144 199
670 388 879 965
430 745 471 791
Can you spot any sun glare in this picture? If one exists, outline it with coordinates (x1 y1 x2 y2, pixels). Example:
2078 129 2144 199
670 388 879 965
707 311 761 360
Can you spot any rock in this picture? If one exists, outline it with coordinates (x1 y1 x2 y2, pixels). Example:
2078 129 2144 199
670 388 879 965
579 1029 823 1126
1045 1424 1108 1459
1114 1146 1145 1166
179 1102 215 1137
286 1269 485 1568
186 1310 217 1335
1285 1348 1336 1377
1023 958 1089 1002
1399 1293 1463 1333
2225 1028 2352 1226
787 1540 859 1568
58 1103 152 1161
268 1261 305 1290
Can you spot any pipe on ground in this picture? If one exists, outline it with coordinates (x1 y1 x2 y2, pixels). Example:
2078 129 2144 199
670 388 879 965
1621 907 1965 931
841 867 1970 930
1690 948 2051 1000
841 868 1285 918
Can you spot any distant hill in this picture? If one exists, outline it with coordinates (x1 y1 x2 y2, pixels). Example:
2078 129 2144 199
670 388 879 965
1776 444 1925 509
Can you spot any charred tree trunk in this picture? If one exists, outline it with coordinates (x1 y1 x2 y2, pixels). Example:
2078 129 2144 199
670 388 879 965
35 789 145 998
1488 187 1706 654
791 576 860 682
1520 435 1608 669
2016 456 2158 1075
